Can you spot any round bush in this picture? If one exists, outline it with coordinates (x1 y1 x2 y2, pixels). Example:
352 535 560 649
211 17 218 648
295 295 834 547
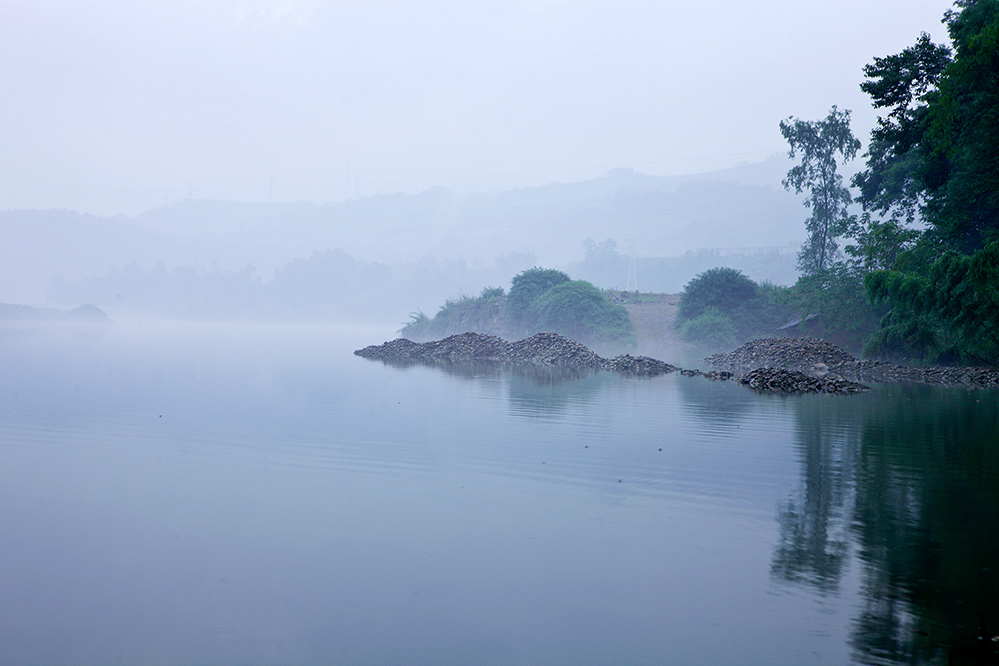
507 267 571 326
678 307 739 348
677 267 759 321
531 280 634 343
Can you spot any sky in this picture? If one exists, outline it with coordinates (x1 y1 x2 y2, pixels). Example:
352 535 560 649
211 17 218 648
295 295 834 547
1 0 955 216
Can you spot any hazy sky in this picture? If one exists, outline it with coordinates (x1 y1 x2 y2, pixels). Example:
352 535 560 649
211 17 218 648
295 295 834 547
1 0 954 215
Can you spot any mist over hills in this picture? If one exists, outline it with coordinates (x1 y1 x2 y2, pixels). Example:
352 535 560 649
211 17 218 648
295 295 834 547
2 155 805 324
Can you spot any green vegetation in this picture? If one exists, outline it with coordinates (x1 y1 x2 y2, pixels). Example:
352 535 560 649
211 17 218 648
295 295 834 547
401 286 507 340
674 267 793 348
506 267 571 331
533 281 635 345
711 0 999 364
848 0 999 364
400 267 634 346
780 106 861 275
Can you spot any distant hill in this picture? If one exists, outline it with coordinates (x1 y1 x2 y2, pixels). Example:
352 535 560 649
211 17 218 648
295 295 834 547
1 155 807 316
125 153 804 266
0 302 110 322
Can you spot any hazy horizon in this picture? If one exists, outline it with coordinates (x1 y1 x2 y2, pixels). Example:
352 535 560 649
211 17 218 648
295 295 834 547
2 0 954 216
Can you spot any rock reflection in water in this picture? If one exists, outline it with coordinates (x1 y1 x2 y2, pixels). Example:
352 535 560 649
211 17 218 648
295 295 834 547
368 354 608 418
505 366 609 419
675 370 756 426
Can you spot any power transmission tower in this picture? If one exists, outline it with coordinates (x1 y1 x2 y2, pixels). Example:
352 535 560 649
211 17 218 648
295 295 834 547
625 241 639 293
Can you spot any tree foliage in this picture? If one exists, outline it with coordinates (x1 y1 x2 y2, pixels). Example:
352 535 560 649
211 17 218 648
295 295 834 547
675 267 792 347
851 0 999 363
400 268 634 346
506 267 571 330
677 267 758 321
851 32 952 224
532 280 634 344
791 264 885 354
780 106 861 275
866 241 999 362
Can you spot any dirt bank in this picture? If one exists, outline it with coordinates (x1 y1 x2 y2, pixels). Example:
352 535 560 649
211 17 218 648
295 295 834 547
620 293 699 361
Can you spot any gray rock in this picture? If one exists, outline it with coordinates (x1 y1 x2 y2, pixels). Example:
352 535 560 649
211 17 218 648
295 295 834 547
356 331 679 376
706 337 999 388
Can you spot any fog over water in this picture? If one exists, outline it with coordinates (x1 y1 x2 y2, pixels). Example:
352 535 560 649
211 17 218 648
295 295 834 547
3 4 998 665
3 322 996 665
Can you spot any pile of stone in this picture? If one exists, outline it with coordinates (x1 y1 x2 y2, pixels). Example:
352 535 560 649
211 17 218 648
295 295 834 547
705 337 856 374
355 331 678 376
359 331 999 392
602 354 679 376
352 334 507 366
739 367 870 394
848 359 999 387
502 332 605 369
706 336 999 388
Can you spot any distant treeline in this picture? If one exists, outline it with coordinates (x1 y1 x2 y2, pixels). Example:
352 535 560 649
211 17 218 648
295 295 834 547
46 249 537 325
568 238 798 292
46 242 799 326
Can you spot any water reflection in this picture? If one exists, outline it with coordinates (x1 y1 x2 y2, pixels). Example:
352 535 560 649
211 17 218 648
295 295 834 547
771 396 858 595
505 366 610 419
7 323 999 665
674 372 755 425
775 386 999 665
364 356 610 419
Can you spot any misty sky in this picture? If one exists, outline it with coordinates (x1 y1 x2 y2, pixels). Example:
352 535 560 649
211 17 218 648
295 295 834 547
2 0 953 215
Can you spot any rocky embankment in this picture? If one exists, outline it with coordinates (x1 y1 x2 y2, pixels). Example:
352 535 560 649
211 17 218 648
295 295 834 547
355 331 678 376
355 331 869 393
706 337 999 389
737 368 869 394
356 332 881 393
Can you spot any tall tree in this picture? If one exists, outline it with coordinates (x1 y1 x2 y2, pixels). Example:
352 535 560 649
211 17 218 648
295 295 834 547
853 0 999 250
780 107 862 275
851 33 952 226
852 0 999 362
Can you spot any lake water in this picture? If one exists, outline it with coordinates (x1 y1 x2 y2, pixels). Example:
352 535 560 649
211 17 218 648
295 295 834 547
1 322 997 666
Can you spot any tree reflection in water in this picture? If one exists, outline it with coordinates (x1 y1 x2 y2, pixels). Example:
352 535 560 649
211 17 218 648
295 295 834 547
774 384 999 665
771 395 857 594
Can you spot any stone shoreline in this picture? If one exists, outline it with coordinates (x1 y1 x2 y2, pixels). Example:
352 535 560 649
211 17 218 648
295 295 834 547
705 337 999 389
355 331 678 377
357 331 999 393
355 332 874 393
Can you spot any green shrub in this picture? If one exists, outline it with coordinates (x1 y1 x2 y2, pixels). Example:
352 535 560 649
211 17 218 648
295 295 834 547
790 265 885 355
531 280 635 344
400 269 635 346
507 267 571 329
675 267 792 345
399 286 507 339
400 310 432 338
678 307 739 348
677 267 758 321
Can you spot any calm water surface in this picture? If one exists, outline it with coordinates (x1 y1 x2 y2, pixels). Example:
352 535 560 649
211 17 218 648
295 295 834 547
1 322 997 665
